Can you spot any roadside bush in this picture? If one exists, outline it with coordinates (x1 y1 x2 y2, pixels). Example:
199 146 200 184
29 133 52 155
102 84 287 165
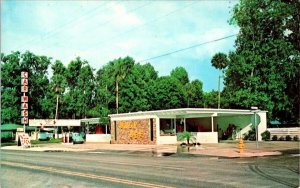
261 130 270 141
279 136 285 141
271 135 278 141
285 135 292 141
293 135 299 141
1 132 14 142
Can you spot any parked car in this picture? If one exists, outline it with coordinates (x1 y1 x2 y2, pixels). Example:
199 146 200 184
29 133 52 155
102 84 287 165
72 133 84 144
38 132 53 141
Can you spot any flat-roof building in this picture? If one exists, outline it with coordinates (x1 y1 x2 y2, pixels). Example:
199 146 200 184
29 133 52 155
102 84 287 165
109 108 267 144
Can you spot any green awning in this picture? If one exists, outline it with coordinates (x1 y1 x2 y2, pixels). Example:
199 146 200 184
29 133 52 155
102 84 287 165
0 124 22 131
1 124 37 131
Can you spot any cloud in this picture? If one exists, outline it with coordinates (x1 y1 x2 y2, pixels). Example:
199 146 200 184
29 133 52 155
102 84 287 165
2 1 238 91
109 2 143 26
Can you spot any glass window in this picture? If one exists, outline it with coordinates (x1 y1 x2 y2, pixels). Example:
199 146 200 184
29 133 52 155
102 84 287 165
160 119 175 136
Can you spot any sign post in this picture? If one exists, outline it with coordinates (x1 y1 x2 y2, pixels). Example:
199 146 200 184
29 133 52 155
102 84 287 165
21 71 28 133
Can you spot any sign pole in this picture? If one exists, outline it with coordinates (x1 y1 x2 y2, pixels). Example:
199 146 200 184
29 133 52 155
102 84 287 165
21 72 29 136
23 92 26 133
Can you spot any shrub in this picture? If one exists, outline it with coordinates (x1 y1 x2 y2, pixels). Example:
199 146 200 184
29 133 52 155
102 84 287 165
178 131 196 145
261 130 270 141
243 126 256 141
285 135 292 141
279 136 285 141
293 135 299 141
272 135 278 141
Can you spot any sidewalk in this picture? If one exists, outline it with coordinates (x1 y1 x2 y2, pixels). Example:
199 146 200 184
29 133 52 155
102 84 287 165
2 141 296 158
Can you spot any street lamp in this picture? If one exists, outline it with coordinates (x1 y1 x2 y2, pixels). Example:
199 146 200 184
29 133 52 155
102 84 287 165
251 106 260 149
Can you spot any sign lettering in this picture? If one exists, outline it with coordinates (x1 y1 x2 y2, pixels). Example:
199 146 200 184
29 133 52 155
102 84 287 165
21 110 28 117
21 85 28 92
19 133 31 147
129 130 143 139
21 117 28 124
21 72 28 78
21 78 28 85
21 96 28 102
21 103 28 109
119 122 137 129
21 72 29 126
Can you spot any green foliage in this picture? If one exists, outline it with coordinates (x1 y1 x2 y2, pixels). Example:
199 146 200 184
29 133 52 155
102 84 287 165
261 130 270 141
217 1 300 123
203 90 228 108
178 131 196 145
150 76 186 110
170 66 189 85
1 51 205 123
285 135 292 141
184 79 204 108
211 52 228 70
64 57 95 118
1 131 13 141
271 135 278 141
1 51 53 123
293 135 299 141
279 136 285 141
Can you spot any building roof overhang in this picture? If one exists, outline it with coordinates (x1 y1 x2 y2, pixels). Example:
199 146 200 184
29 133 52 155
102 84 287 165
109 108 267 119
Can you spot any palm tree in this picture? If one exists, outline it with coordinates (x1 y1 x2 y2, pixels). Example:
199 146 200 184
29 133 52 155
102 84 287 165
51 61 67 120
110 57 134 114
178 131 196 145
211 52 229 109
52 75 66 120
211 52 228 70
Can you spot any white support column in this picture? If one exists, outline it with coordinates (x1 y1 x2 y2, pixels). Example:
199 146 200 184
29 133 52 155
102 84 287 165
105 125 107 134
156 117 160 144
174 118 177 133
211 116 214 132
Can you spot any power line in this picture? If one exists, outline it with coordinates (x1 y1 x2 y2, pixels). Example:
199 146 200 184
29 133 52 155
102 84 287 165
82 1 199 52
39 2 152 52
15 1 110 50
137 34 238 63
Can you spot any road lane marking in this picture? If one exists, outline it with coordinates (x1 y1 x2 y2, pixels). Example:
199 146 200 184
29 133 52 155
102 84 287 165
2 152 183 170
1 161 174 188
88 152 105 154
96 161 183 171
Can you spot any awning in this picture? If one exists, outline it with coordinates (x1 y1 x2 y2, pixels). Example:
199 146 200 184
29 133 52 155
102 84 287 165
0 124 22 131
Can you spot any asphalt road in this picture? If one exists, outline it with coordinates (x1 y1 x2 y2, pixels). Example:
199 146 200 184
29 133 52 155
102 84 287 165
1 149 299 188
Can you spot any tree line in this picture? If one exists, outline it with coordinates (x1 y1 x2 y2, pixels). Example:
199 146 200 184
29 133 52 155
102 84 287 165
211 0 299 124
1 52 207 124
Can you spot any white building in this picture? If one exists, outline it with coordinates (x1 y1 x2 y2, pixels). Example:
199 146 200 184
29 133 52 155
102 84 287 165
109 108 267 144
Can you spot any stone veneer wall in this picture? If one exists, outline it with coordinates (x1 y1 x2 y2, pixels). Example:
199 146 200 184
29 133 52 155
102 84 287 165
110 119 156 144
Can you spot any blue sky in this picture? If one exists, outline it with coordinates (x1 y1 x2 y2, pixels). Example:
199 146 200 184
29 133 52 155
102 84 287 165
1 1 239 91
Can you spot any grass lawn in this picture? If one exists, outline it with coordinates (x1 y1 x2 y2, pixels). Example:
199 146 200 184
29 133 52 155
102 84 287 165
31 138 62 145
1 138 61 147
1 141 17 147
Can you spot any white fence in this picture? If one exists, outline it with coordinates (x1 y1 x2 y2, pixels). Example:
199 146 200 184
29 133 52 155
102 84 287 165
158 136 177 145
195 132 218 143
267 128 300 137
86 134 111 143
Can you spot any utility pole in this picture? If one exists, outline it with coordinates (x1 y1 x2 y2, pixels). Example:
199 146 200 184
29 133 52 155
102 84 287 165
218 75 221 109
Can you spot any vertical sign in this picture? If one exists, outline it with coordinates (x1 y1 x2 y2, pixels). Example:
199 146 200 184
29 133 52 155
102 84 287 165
21 72 29 132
